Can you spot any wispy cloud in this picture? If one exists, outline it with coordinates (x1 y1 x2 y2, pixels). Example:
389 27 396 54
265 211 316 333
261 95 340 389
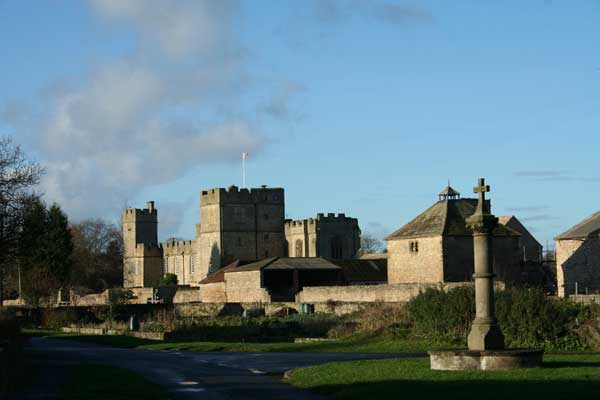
519 214 559 222
514 170 600 182
506 206 549 213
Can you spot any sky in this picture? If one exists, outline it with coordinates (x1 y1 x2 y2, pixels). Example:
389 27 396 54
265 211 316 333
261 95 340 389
1 0 599 249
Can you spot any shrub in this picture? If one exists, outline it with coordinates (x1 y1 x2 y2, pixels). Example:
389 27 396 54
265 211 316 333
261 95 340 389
495 288 581 348
407 286 584 350
407 286 475 343
41 308 80 329
159 273 178 287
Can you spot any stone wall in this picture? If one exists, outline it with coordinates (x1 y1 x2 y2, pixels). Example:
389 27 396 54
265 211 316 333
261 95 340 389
172 288 202 303
556 238 600 297
224 270 271 303
200 282 227 303
388 236 444 284
297 282 504 304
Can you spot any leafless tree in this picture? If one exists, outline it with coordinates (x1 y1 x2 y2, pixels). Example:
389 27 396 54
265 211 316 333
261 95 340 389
0 136 43 305
359 232 385 256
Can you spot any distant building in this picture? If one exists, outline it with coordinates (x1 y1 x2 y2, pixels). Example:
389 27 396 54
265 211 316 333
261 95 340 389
555 211 600 297
284 214 361 259
498 215 542 262
385 185 522 285
198 257 387 302
123 186 361 288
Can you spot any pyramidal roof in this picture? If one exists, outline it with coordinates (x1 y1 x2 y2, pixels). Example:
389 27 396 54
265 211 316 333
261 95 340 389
438 185 461 197
555 210 600 240
385 198 519 240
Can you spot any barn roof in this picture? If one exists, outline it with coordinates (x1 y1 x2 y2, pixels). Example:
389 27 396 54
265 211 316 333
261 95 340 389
556 210 600 240
385 198 519 240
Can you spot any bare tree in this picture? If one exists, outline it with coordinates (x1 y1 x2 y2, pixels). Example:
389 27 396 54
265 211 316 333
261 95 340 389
359 232 385 256
0 136 43 305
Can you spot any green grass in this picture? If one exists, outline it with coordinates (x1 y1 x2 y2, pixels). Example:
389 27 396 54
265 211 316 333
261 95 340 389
287 355 600 400
61 364 170 400
25 328 441 353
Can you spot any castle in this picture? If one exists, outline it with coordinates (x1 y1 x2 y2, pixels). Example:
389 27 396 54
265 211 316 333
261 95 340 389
123 185 361 288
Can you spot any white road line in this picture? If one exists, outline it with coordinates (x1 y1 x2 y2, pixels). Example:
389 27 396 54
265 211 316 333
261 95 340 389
248 368 266 375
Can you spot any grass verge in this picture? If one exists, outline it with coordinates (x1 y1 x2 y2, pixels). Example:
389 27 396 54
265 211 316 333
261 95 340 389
62 364 170 400
24 329 442 353
286 355 600 400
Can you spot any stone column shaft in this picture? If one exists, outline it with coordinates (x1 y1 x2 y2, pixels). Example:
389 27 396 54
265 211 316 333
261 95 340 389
473 232 495 323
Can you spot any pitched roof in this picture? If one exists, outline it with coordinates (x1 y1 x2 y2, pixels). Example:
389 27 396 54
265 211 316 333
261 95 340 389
230 257 343 272
330 259 387 282
198 260 240 284
359 253 388 260
556 210 600 240
385 198 519 240
498 215 542 248
438 186 460 197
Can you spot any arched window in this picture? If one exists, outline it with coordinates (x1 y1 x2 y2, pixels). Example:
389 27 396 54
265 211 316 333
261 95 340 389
295 239 303 257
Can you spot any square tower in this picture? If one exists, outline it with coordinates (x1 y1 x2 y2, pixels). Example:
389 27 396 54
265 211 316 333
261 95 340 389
196 185 286 276
122 201 162 287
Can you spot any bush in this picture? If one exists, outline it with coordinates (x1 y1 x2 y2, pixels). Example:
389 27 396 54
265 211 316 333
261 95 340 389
159 273 178 287
407 286 475 343
495 288 581 349
41 308 80 329
406 286 585 350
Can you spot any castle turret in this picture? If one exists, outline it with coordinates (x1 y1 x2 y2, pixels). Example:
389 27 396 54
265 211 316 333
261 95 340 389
122 202 162 287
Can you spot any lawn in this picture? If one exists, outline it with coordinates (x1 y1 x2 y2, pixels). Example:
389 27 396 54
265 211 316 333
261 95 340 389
62 364 170 400
286 355 600 400
25 328 440 353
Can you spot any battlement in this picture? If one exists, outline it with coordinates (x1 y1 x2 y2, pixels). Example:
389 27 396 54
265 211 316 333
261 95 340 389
285 218 317 228
316 213 358 223
200 185 284 206
132 243 162 257
160 239 195 255
122 201 157 222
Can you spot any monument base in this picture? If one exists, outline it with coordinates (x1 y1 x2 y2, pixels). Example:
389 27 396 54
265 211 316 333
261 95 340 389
428 349 544 371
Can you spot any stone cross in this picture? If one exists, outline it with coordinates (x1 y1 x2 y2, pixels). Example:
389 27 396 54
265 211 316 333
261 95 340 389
466 177 505 351
473 178 490 215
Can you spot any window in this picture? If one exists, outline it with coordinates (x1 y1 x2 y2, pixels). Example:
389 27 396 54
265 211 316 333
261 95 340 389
190 255 195 274
174 257 179 274
237 237 243 246
265 250 269 258
409 241 419 253
273 194 280 201
163 258 167 275
295 240 303 257
264 233 269 240
134 260 139 274
264 213 269 220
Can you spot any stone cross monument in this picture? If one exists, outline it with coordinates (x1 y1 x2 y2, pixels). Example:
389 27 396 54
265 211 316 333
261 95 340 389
465 178 505 350
429 177 543 370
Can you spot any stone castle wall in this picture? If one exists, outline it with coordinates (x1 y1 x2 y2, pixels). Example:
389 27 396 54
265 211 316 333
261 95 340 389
297 281 505 304
224 270 271 303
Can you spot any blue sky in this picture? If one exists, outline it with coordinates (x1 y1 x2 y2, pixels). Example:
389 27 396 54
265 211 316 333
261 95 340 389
1 1 599 248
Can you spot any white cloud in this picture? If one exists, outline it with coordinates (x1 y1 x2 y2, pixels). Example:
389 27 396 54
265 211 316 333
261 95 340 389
8 0 267 223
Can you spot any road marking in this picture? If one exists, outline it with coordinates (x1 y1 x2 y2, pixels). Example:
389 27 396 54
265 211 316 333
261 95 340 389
179 381 199 385
176 388 206 393
248 368 266 375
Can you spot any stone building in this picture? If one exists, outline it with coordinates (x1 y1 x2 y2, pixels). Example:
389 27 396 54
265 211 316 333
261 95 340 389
122 202 163 288
385 186 522 285
498 215 542 262
555 210 600 297
284 213 361 259
123 185 360 288
198 257 387 303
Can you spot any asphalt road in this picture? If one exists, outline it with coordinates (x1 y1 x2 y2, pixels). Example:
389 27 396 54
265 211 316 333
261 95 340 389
13 337 422 399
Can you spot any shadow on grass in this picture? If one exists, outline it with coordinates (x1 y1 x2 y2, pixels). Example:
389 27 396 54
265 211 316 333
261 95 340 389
311 379 600 400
